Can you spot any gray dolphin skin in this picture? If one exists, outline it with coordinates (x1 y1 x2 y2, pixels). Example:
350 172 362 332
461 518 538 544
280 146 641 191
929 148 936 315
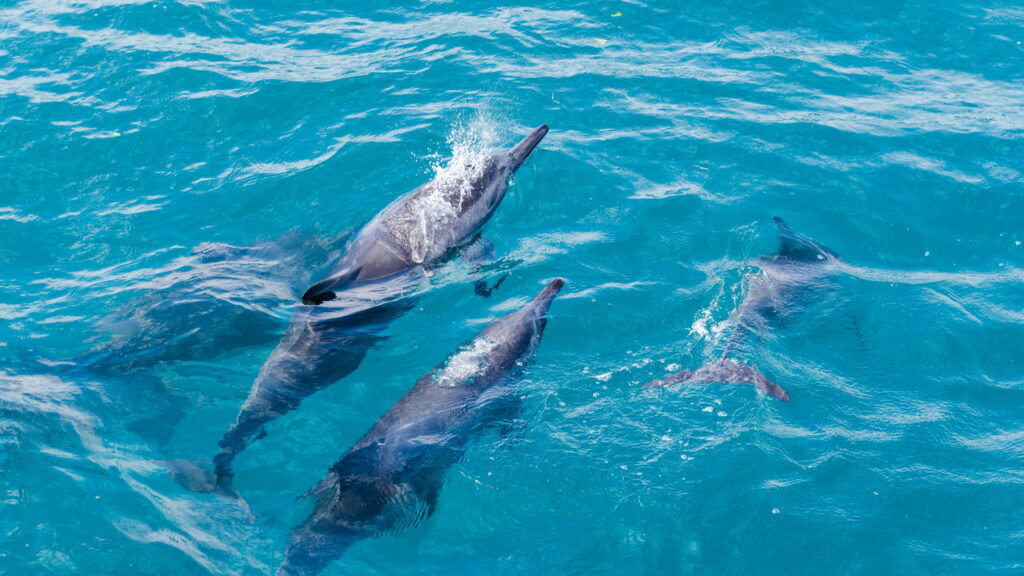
301 124 550 304
277 279 564 576
175 125 550 493
647 217 840 401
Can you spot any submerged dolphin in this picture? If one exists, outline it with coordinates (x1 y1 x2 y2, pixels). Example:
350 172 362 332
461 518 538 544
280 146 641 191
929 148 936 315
172 125 550 493
19 232 340 445
83 230 339 373
278 279 564 576
647 217 840 401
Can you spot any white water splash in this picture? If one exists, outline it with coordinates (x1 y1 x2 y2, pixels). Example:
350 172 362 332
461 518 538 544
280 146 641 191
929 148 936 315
431 114 502 187
382 114 503 264
434 336 499 387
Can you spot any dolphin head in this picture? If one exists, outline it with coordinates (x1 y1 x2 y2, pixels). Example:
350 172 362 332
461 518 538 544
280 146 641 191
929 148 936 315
456 125 549 226
522 277 564 322
496 277 563 334
471 278 564 379
506 124 549 173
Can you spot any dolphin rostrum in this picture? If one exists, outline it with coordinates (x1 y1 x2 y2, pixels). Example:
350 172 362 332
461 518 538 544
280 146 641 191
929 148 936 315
647 217 841 401
278 279 564 576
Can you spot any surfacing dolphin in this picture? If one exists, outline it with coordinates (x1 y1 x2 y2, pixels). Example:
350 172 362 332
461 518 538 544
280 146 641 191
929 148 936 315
171 125 550 494
647 217 841 401
278 279 564 576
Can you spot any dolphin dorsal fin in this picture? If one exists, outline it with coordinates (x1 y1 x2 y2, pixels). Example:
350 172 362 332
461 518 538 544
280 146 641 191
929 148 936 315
301 267 362 305
773 216 836 262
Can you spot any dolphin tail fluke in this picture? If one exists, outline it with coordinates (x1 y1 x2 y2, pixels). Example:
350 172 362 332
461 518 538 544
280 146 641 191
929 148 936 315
644 359 789 401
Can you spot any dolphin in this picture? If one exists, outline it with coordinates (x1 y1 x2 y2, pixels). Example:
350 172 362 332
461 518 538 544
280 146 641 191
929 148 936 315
277 279 564 576
15 232 341 446
82 230 340 373
647 217 840 401
171 125 550 494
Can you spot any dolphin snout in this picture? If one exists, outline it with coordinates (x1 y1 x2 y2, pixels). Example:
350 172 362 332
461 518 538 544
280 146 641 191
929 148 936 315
509 124 549 169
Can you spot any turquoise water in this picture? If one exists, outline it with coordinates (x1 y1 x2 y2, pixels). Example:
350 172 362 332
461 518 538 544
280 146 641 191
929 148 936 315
3 0 1024 574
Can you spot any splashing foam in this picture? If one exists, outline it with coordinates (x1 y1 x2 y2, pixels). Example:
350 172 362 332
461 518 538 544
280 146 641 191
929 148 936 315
434 335 499 387
386 116 503 264
689 273 735 345
433 115 502 185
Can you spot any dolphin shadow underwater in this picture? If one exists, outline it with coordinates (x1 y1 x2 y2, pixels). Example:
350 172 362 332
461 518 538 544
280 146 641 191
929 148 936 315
647 217 842 401
169 125 550 494
277 279 564 576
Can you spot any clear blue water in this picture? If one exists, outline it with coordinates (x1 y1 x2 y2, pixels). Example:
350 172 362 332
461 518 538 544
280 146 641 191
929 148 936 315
2 1 1024 574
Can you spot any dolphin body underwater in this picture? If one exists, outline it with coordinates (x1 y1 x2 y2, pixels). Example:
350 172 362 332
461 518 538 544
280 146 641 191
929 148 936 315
648 217 841 401
82 230 340 373
278 279 564 576
12 232 341 445
172 125 550 493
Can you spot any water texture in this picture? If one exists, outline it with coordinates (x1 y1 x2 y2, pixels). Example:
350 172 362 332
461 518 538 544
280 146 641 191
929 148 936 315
2 0 1023 574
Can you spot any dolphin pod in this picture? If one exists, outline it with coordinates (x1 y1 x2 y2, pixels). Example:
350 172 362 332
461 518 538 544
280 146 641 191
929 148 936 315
131 123 855 570
168 125 551 494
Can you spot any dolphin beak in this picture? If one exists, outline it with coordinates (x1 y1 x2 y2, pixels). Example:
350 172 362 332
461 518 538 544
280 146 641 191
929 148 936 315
529 278 565 316
508 124 549 170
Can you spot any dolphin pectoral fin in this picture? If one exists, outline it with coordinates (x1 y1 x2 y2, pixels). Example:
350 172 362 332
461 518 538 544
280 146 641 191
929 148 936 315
420 485 441 521
474 274 507 298
301 267 362 305
645 361 789 401
462 237 507 297
302 278 337 305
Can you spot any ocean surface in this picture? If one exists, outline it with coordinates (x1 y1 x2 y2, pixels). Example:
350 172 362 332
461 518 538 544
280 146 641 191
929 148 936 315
2 1 1024 574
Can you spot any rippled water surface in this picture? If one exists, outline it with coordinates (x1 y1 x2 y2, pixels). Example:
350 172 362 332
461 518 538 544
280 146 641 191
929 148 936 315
3 1 1024 574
